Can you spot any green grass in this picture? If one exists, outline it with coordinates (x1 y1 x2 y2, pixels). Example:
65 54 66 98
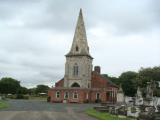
0 100 8 109
85 109 132 120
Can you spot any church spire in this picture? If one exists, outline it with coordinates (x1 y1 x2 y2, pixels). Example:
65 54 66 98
66 9 92 58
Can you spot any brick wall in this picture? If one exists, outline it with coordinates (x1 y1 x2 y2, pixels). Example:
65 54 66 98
55 78 64 87
91 71 109 88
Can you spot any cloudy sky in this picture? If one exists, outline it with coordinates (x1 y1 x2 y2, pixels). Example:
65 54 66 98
0 0 159 88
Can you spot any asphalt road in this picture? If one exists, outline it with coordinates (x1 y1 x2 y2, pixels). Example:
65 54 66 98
0 100 98 120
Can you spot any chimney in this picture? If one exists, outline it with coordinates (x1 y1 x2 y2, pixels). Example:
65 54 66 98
94 66 101 74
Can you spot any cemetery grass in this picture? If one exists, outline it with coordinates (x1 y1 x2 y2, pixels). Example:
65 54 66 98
85 109 132 120
0 100 8 109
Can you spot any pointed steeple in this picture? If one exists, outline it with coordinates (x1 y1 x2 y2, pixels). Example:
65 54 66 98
66 9 92 58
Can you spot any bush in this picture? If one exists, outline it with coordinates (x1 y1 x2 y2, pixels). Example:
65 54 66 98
84 99 89 103
16 94 29 99
47 96 51 102
23 95 29 99
95 99 101 103
7 94 16 99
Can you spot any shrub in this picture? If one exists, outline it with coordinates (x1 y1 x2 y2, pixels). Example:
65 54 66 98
95 99 101 103
84 99 89 103
7 94 16 99
47 96 51 102
16 94 29 99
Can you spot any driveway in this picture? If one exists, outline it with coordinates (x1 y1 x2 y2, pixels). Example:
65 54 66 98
0 100 98 120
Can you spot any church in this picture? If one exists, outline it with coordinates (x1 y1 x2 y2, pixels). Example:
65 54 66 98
48 9 118 103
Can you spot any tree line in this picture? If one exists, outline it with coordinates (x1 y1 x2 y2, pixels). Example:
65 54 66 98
0 77 50 95
103 66 160 97
0 66 159 97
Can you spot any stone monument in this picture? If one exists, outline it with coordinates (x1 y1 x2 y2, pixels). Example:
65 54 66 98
135 87 143 106
143 82 154 106
117 85 125 104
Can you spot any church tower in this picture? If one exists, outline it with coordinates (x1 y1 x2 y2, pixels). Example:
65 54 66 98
64 9 93 88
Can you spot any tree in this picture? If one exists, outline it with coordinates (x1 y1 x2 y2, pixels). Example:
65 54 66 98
137 66 160 88
17 87 28 94
119 71 138 97
102 74 120 85
28 88 36 95
0 77 21 94
35 85 49 94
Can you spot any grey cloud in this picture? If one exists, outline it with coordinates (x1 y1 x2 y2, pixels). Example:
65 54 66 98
0 0 90 31
0 0 159 87
87 0 160 35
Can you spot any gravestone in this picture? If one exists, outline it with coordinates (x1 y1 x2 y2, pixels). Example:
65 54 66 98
127 106 140 118
144 82 154 106
117 85 125 104
135 87 143 106
117 105 127 116
138 106 155 120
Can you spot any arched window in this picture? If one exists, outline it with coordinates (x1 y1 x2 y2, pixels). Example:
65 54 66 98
88 83 90 88
64 92 69 99
76 46 79 51
73 63 79 76
71 82 80 87
96 93 100 100
56 91 60 98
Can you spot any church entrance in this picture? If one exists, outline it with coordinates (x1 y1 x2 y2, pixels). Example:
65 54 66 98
71 82 80 87
106 92 110 102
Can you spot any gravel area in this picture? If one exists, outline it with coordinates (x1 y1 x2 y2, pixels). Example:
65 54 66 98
0 100 99 120
0 99 98 112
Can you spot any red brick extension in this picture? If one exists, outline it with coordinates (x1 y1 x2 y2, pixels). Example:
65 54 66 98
48 67 118 103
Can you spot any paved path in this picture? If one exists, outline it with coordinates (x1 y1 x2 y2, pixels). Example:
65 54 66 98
0 111 97 120
0 100 98 120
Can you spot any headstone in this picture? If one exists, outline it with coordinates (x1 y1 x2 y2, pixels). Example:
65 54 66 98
117 85 125 103
143 82 154 106
138 106 155 120
125 97 134 105
158 81 160 88
127 106 140 118
146 82 153 99
117 105 127 116
135 87 143 105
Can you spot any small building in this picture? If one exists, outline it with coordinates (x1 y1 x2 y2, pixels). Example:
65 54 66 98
48 9 118 103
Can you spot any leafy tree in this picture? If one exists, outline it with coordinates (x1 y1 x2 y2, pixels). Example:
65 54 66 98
137 66 160 88
35 85 49 94
28 88 36 95
119 71 138 97
0 77 21 94
105 66 160 97
17 87 28 94
102 74 120 85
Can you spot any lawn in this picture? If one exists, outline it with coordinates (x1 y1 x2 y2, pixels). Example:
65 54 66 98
85 109 132 120
0 100 8 109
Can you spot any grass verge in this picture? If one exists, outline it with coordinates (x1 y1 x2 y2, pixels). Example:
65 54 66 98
85 109 132 120
0 100 8 109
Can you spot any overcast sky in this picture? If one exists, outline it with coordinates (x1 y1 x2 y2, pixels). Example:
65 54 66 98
0 0 159 88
